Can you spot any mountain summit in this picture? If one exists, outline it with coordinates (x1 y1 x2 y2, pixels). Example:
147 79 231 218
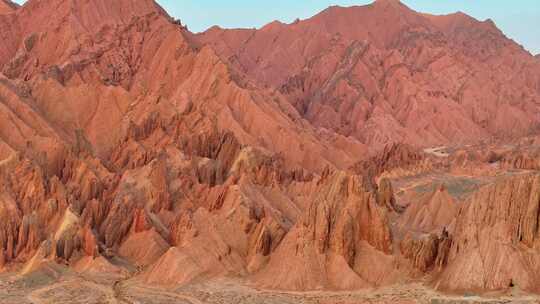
373 0 403 7
0 0 17 14
197 2 540 149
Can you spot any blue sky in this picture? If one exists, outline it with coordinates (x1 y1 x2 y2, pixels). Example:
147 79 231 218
13 0 540 54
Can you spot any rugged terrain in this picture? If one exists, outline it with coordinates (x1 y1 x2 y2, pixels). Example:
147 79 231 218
197 0 540 149
0 0 540 303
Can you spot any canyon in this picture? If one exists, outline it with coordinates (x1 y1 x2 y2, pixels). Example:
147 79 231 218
0 0 539 303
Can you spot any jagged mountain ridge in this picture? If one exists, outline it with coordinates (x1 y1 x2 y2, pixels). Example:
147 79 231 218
0 0 539 299
197 0 540 149
0 0 367 285
0 0 365 171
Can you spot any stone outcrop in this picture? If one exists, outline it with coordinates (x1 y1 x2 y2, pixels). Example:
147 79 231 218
376 177 400 212
351 143 428 181
437 174 540 292
255 171 396 291
400 230 452 273
500 149 540 171
399 185 457 234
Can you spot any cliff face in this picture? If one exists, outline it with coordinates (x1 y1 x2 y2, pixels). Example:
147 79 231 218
395 173 540 294
437 173 540 292
500 149 540 171
254 171 396 291
399 185 457 234
351 143 427 181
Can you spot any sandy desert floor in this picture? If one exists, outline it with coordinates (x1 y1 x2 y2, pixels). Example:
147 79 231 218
1 270 539 304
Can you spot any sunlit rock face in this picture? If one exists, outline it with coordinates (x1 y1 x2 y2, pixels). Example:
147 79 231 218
0 0 540 299
197 0 540 150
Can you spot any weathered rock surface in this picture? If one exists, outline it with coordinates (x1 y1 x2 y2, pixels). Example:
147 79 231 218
352 143 427 181
197 1 540 150
400 230 451 273
0 0 17 15
0 0 539 298
437 173 540 292
399 185 457 234
500 148 540 171
255 170 397 290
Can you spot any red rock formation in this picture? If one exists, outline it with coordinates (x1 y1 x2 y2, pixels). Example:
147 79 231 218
500 148 540 171
400 230 451 273
399 185 457 234
437 173 540 292
351 143 426 181
0 0 539 297
0 0 18 15
255 171 396 291
197 1 540 149
0 0 368 280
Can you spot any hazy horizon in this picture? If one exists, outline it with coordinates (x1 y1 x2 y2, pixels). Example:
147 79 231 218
11 0 540 55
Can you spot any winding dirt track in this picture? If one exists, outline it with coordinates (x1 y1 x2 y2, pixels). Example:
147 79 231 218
26 279 206 304
115 279 206 304
16 276 540 304
27 280 118 304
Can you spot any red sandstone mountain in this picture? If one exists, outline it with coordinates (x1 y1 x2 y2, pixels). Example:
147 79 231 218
0 0 364 283
0 0 540 300
197 0 540 150
0 0 17 14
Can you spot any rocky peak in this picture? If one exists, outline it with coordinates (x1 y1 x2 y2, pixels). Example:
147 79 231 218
438 173 540 292
373 0 403 8
1 0 195 86
351 143 425 181
19 0 168 28
0 0 18 14
370 0 421 21
253 169 394 290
